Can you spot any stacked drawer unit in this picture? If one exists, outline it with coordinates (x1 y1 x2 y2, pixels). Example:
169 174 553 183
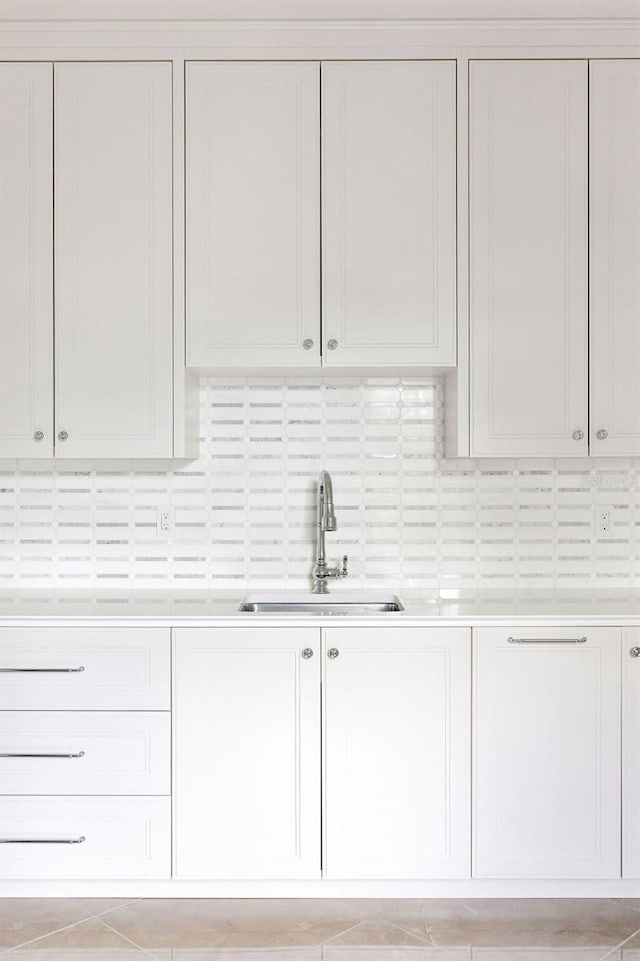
0 627 171 879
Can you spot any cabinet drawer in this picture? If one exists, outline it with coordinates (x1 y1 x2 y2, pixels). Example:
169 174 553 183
0 796 170 879
0 712 170 795
0 628 170 710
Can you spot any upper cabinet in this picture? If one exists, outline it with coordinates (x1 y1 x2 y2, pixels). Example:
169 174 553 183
54 62 174 458
0 64 54 457
186 59 457 370
469 60 589 457
321 61 456 367
466 57 640 459
186 62 321 368
590 60 640 456
0 61 187 460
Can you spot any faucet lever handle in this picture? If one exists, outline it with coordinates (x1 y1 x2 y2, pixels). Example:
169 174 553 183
341 555 349 577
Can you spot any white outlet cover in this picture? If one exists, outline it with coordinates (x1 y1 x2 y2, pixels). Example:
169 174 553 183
594 504 616 541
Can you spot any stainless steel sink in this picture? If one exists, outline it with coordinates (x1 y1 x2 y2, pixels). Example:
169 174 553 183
238 591 404 614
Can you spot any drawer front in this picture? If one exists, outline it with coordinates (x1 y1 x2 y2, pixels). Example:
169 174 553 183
0 712 170 795
0 796 170 879
0 628 170 709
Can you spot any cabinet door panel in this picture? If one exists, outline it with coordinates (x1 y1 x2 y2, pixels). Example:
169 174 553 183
54 62 173 458
590 59 640 456
470 60 588 456
186 62 320 368
174 628 321 879
322 61 456 367
0 63 53 458
324 627 470 879
624 628 640 878
474 627 621 879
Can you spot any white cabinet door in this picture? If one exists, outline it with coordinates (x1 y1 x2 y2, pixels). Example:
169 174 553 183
322 61 456 368
323 627 470 879
469 60 588 456
54 62 173 458
174 627 321 879
0 63 53 458
624 629 640 879
186 62 320 368
590 59 640 457
474 627 621 879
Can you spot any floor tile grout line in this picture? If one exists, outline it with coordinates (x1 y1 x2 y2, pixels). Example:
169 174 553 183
100 916 166 960
597 924 640 961
0 900 142 957
373 917 437 946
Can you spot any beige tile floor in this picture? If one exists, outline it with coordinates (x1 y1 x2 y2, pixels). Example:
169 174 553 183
0 899 639 960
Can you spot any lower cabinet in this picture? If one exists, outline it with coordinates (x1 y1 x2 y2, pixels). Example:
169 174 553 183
174 626 471 880
174 627 321 879
323 627 471 879
0 796 170 879
473 627 622 879
624 628 640 879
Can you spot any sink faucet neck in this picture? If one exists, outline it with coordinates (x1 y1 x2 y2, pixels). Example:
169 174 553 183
312 470 348 594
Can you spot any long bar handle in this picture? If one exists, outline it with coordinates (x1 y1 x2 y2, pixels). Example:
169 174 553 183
0 751 85 759
0 666 85 673
0 836 86 844
507 636 587 645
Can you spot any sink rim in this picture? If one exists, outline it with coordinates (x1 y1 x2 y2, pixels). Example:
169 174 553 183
238 590 404 614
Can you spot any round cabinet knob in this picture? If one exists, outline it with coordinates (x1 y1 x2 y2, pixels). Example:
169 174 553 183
327 339 338 351
631 647 640 659
572 430 584 441
301 648 314 659
57 431 68 442
597 429 609 441
302 338 314 351
327 647 340 659
33 431 44 442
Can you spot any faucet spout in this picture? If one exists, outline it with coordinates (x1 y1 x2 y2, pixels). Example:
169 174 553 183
312 470 348 594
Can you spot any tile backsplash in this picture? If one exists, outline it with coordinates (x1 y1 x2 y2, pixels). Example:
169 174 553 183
1 377 639 591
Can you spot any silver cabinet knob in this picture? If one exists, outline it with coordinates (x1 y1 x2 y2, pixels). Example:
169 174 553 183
57 431 68 442
597 429 609 440
327 648 340 659
33 431 44 442
303 338 314 351
572 430 584 441
631 647 640 659
327 339 338 351
301 648 314 659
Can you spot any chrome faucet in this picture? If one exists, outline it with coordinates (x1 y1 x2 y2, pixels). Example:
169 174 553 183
312 470 348 594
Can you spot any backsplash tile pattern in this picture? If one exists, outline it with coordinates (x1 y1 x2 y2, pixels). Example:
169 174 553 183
1 377 639 590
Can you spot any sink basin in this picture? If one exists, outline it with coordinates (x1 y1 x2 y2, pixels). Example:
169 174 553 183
238 591 404 615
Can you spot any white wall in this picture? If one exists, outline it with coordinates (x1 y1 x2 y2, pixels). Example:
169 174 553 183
1 376 639 591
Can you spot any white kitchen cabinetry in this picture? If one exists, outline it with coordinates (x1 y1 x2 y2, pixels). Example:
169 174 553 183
469 60 588 457
474 627 621 879
322 61 456 368
186 62 320 368
0 796 170 880
0 60 179 461
174 627 321 879
590 60 640 456
624 629 640 879
323 627 470 879
54 62 173 458
0 63 53 458
186 60 456 371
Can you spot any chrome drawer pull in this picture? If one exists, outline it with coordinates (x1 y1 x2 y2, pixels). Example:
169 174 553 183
0 751 85 759
0 836 86 844
507 636 587 645
0 666 85 673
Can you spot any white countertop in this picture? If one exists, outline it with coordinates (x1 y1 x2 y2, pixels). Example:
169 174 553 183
1 588 639 626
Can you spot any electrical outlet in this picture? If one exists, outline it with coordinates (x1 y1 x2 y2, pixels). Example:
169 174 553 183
156 506 175 537
594 505 616 541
